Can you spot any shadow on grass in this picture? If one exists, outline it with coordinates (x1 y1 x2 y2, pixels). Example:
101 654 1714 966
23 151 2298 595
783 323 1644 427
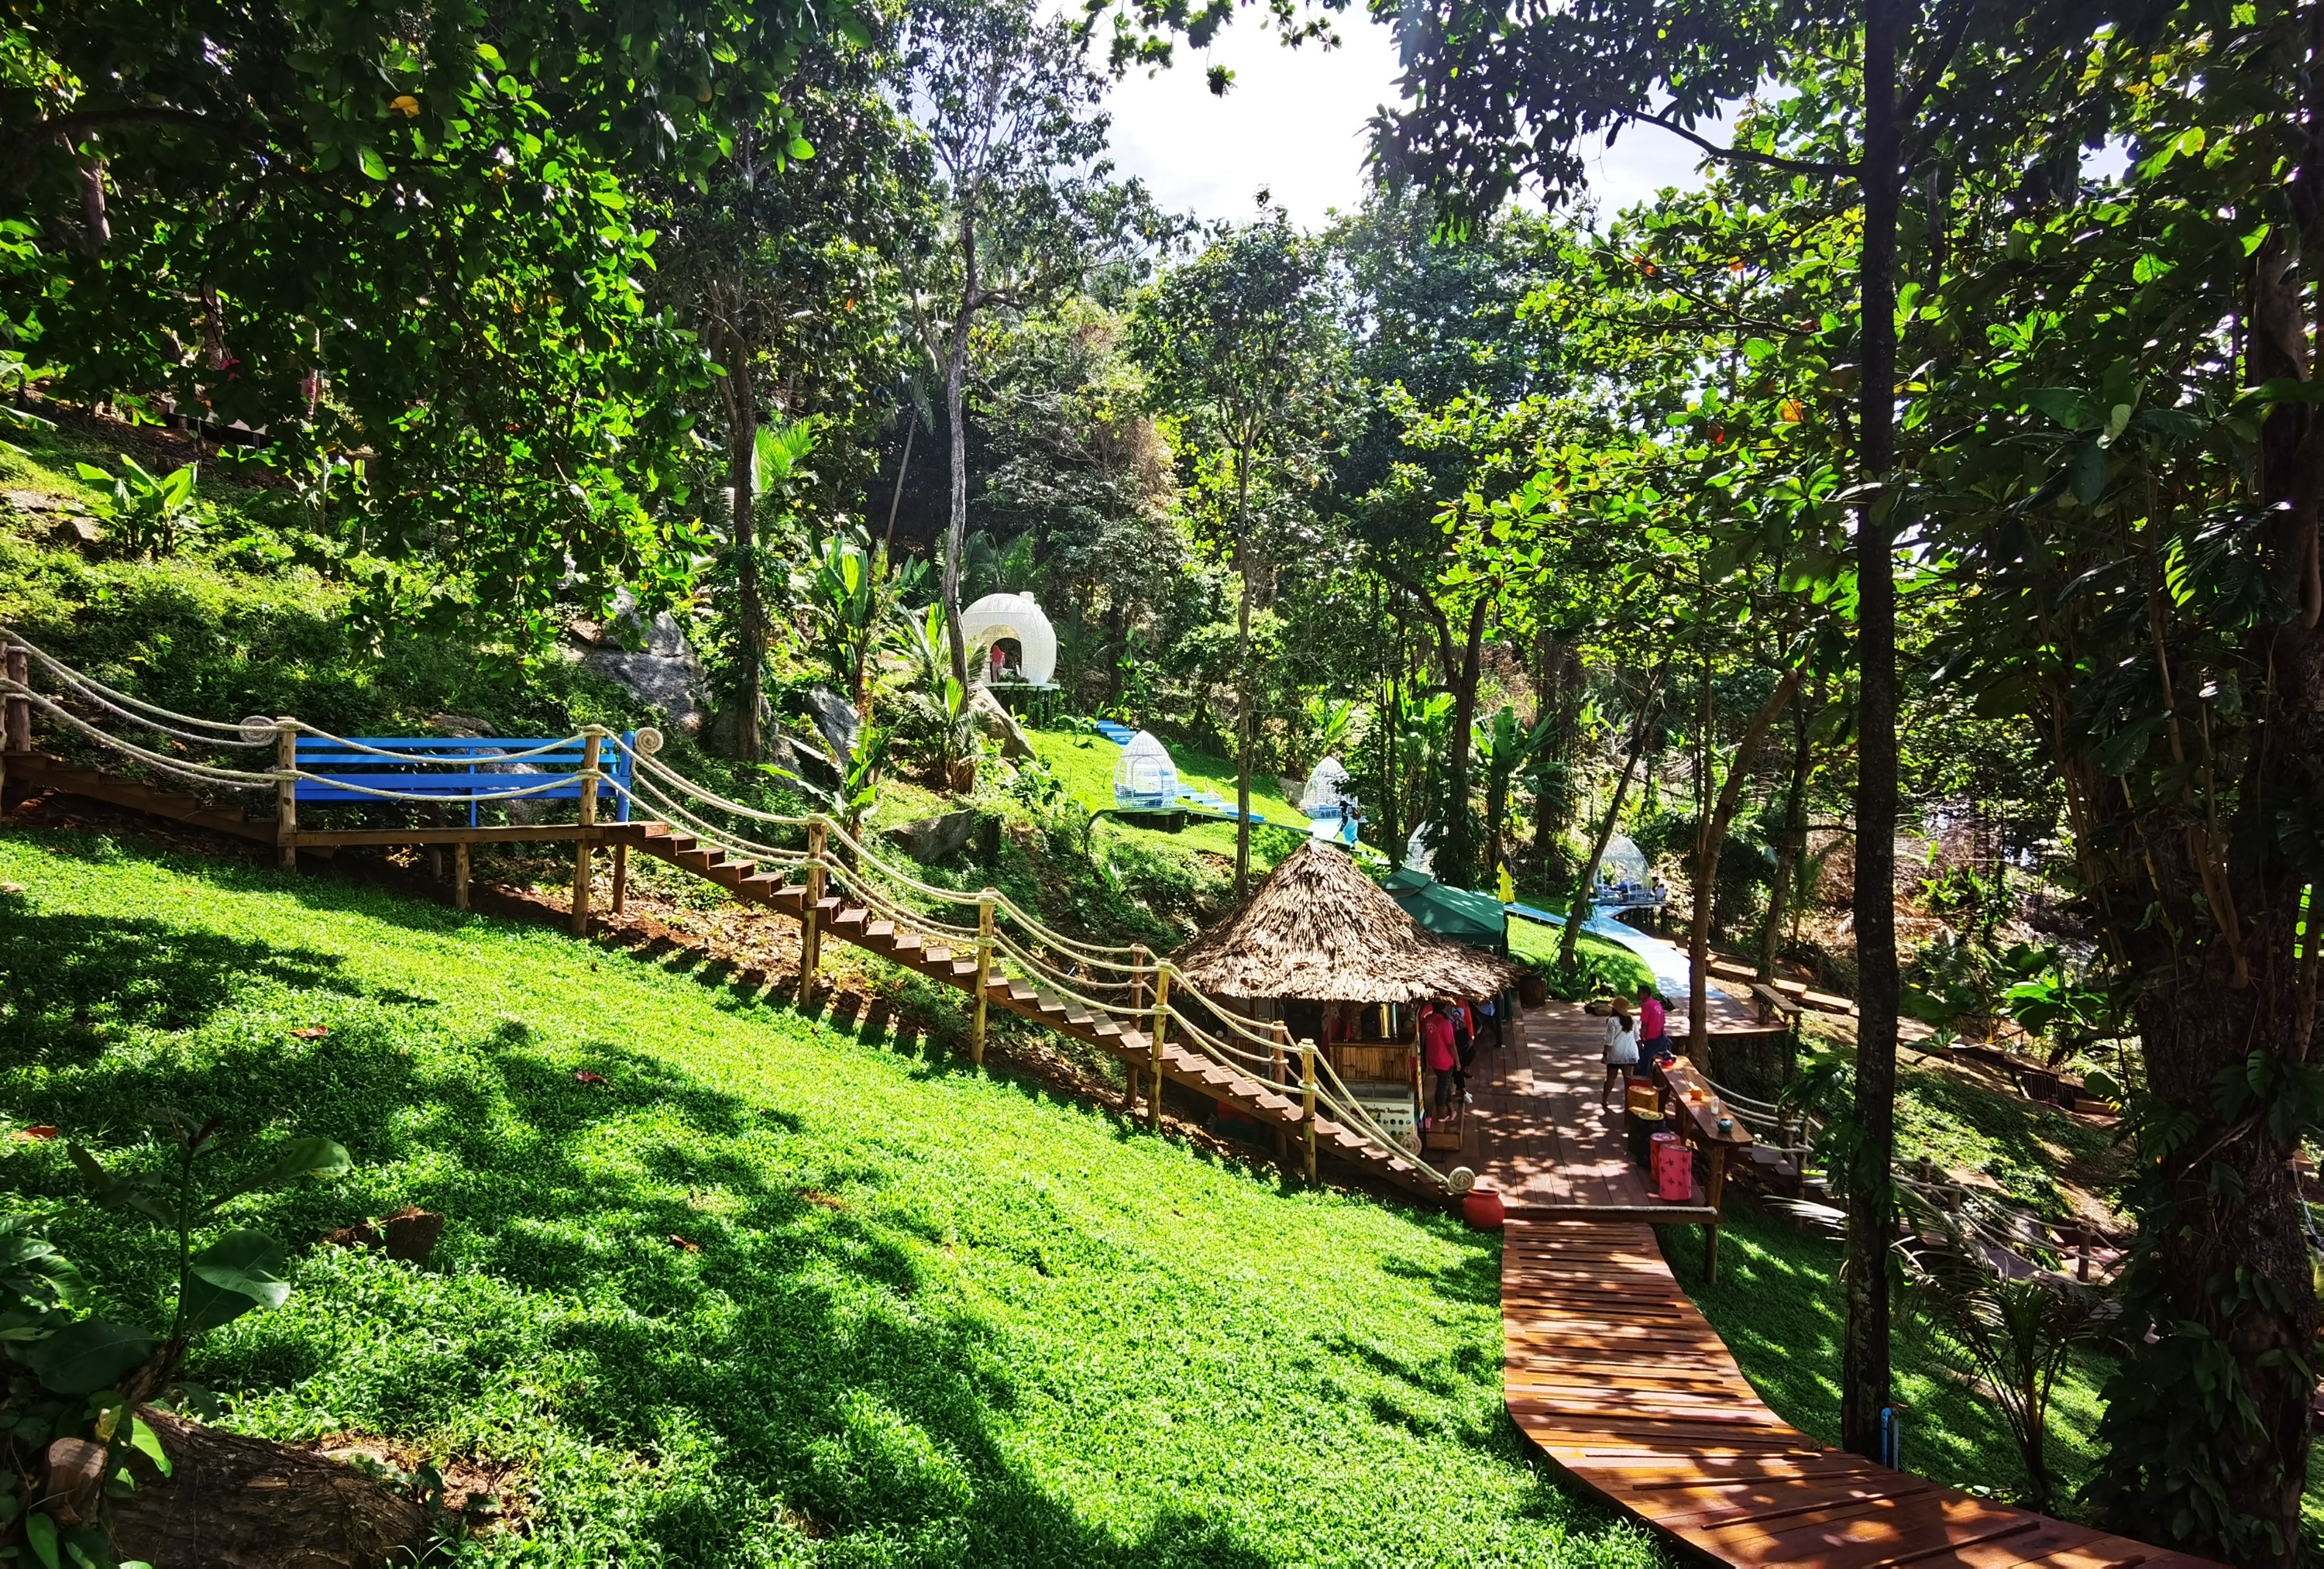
0 889 1296 1565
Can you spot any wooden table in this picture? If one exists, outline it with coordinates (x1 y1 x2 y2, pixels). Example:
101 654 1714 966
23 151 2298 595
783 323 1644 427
1655 1055 1755 1279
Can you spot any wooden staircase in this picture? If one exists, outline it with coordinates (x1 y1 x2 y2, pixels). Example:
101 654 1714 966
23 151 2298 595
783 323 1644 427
605 821 1443 1198
2 751 280 845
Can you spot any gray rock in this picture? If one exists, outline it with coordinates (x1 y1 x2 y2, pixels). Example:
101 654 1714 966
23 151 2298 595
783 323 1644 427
804 685 858 762
968 685 1033 760
568 591 708 736
887 809 983 865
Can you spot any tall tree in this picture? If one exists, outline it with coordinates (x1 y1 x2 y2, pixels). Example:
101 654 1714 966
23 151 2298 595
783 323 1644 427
1132 211 1336 895
905 0 1118 692
1 0 837 640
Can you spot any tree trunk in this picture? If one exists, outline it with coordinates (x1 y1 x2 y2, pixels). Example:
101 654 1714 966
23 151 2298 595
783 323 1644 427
1561 680 1659 972
940 218 978 693
718 320 764 763
1759 700 1814 982
107 1406 429 1568
1439 596 1491 888
882 415 916 558
1839 0 1906 1465
1232 443 1256 897
1689 672 1799 1054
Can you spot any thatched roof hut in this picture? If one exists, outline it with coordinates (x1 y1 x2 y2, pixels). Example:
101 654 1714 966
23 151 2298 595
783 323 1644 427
1173 839 1522 1003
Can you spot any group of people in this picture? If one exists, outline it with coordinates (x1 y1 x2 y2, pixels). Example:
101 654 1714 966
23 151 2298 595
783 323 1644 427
1421 995 1501 1117
1600 984 1673 1105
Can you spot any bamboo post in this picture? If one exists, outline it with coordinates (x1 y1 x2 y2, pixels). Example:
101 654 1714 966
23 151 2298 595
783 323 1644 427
1129 944 1150 1013
1300 1037 1318 1185
453 841 470 911
971 889 995 1066
570 727 600 937
798 817 827 1005
1147 964 1171 1132
610 841 629 917
275 719 298 872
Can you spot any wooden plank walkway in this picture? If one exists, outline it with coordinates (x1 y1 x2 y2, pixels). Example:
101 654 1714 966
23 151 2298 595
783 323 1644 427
1458 1003 1718 1221
1502 1220 2217 1568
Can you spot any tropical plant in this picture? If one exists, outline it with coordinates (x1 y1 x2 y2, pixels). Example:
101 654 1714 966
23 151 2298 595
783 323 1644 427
796 522 927 733
73 458 201 559
1898 1205 2108 1515
2 1120 349 1569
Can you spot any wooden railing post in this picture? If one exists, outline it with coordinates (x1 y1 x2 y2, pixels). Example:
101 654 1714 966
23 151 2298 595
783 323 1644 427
971 889 995 1066
2 644 28 754
1146 963 1171 1132
1271 1021 1291 1165
453 841 470 911
274 719 298 872
798 817 827 1006
570 726 600 936
1300 1037 1318 1185
1129 944 1150 1013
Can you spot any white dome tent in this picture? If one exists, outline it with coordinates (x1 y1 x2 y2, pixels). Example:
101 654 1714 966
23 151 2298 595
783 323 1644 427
1601 834 1650 886
1298 755 1353 816
959 592 1057 688
1112 730 1181 812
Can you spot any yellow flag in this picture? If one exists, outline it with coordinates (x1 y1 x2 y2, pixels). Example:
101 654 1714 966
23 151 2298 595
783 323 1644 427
1497 863 1515 905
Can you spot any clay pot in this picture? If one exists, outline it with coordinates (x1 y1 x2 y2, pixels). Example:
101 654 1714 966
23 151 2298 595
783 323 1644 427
1462 1188 1506 1230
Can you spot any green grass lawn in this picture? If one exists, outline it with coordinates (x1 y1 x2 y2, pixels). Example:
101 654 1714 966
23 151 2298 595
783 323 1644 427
1504 910 1655 996
0 831 1662 1568
1026 727 1318 872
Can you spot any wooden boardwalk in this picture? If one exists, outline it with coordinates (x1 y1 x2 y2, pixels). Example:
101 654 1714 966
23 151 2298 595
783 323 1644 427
1502 1221 2214 1567
1457 1003 1718 1221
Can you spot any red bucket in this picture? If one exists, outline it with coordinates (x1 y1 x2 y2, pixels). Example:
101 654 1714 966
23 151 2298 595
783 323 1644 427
1463 1188 1506 1230
1651 1134 1694 1202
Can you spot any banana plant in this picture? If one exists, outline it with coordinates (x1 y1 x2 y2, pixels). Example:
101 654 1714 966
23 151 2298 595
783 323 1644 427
72 456 202 559
797 525 927 731
1474 705 1556 882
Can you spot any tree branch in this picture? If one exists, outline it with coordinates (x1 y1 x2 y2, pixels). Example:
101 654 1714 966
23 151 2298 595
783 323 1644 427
1594 104 1856 181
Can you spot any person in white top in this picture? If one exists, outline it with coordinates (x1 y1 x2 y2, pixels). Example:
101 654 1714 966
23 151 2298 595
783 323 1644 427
1601 997 1641 1106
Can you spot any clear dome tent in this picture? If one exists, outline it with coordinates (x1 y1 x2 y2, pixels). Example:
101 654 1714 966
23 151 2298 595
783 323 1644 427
1298 756 1353 816
1403 822 1435 874
1113 730 1181 812
1601 834 1650 885
959 592 1057 688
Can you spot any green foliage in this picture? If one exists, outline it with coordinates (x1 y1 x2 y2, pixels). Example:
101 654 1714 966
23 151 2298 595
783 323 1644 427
0 833 1663 1567
71 457 201 560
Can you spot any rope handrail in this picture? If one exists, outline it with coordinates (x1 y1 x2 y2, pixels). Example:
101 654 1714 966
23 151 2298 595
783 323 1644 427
2 633 273 743
1 634 1453 1192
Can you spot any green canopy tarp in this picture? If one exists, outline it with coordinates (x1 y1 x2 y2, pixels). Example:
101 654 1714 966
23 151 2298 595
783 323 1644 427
1382 867 1509 955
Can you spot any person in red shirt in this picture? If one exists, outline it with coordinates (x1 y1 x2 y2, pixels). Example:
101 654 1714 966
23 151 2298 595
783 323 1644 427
1637 984 1669 1061
1422 1001 1459 1116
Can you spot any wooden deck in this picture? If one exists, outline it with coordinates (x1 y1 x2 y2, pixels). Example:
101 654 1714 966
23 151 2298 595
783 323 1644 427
1458 1003 1719 1222
1503 1220 2216 1568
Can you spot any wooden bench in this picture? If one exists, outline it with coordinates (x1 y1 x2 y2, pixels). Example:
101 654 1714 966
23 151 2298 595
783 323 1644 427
1748 982 1802 1027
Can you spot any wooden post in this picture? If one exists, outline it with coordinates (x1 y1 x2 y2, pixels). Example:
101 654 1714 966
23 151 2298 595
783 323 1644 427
610 842 629 917
1147 964 1171 1132
1300 1037 1318 1185
275 720 298 872
453 841 470 911
798 817 827 1006
1703 1144 1731 1281
971 889 995 1066
570 727 600 937
1129 944 1150 1013
2 644 28 753
1271 1022 1291 1165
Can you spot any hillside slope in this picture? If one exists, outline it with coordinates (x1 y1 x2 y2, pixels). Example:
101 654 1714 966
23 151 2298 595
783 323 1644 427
0 831 1659 1568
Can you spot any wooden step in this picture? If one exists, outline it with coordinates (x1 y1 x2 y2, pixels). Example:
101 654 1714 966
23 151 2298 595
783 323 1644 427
737 872 783 900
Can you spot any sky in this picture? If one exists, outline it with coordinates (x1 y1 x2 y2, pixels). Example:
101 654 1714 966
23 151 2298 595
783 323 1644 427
1095 10 1721 229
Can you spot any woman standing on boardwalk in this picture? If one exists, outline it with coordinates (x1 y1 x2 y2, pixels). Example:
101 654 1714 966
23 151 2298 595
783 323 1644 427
1601 997 1640 1106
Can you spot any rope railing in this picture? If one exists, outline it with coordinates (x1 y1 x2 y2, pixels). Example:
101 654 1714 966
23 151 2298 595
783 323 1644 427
0 632 1459 1194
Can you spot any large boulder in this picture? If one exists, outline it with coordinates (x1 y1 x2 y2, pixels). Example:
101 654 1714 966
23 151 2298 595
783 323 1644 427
968 685 1033 760
887 809 983 865
804 685 859 762
569 593 709 736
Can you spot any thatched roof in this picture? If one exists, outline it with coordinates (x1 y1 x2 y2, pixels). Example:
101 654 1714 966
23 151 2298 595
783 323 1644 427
1172 839 1523 1003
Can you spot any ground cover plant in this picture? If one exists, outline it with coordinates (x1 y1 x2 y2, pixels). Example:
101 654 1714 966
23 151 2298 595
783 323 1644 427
0 831 1662 1568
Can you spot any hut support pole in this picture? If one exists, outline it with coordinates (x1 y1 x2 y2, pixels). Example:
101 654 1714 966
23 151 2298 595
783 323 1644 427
1147 966 1171 1133
798 818 827 1006
971 889 994 1067
1300 1039 1318 1185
